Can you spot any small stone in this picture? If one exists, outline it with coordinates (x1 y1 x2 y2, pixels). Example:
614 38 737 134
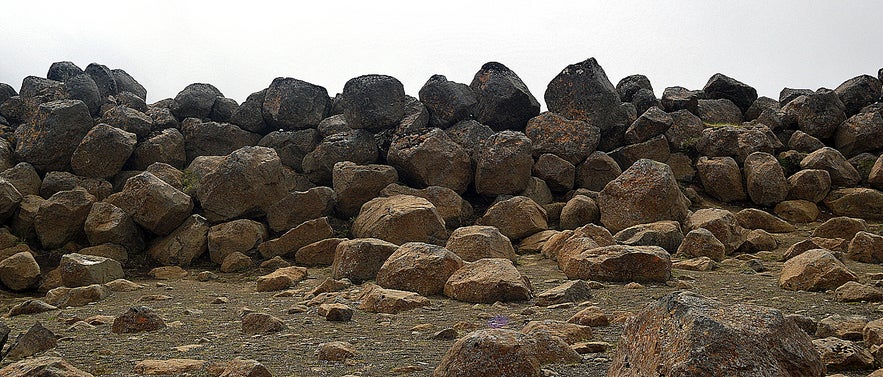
255 266 307 292
133 359 206 375
5 322 57 360
568 306 609 327
149 266 188 280
259 256 290 270
212 296 229 304
316 341 356 361
196 271 217 282
104 279 145 292
241 313 285 335
112 306 166 334
432 328 458 340
7 299 57 317
317 303 353 322
572 341 610 354
624 282 643 289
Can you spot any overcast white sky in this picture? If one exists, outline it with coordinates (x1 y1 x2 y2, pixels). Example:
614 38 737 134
2 1 881 108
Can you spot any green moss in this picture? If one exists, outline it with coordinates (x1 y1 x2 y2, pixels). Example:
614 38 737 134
181 169 198 194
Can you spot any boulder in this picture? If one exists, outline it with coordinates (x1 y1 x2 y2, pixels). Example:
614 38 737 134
575 151 622 191
0 179 22 222
418 74 476 128
265 186 336 233
812 216 868 240
241 312 285 334
608 134 671 169
130 128 187 170
331 162 397 217
474 131 533 196
261 77 330 129
0 252 41 291
476 196 547 240
524 112 600 165
532 153 575 192
535 280 593 307
445 226 516 262
70 124 137 179
40 171 112 200
302 129 379 184
695 124 782 164
824 188 883 220
743 151 789 206
870 154 883 190
0 162 41 197
4 322 58 361
111 69 146 100
255 266 307 292
47 61 83 82
598 159 689 233
443 258 532 303
559 195 600 230
230 89 268 133
352 195 447 245
520 320 593 344
14 99 92 173
106 172 192 236
295 238 344 267
470 62 540 131
331 238 399 283
196 146 289 222
34 189 95 249
608 291 824 377
64 74 101 116
380 184 473 227
358 283 430 314
220 251 253 272
695 98 743 124
257 217 333 259
788 130 826 153
787 169 831 202
661 86 702 112
561 245 671 283
781 90 847 139
686 208 744 255
180 119 261 163
519 177 553 206
433 329 541 377
616 74 653 102
813 337 874 372
0 356 94 377
835 111 883 157
45 284 110 307
624 107 672 144
84 63 117 99
774 200 820 223
376 242 464 296
99 105 152 138
834 74 882 116
387 128 472 194
340 74 406 130
779 249 857 291
170 83 222 119
59 253 123 288
257 129 321 172
84 202 142 252
735 208 795 233
207 219 267 264
702 73 758 114
444 119 495 160
834 281 883 302
545 58 632 136
847 231 883 263
613 221 684 253
147 215 208 266
665 110 705 152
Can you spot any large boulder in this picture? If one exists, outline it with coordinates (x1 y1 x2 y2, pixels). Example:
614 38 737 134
544 58 632 136
0 179 22 222
835 111 883 157
106 172 193 236
624 106 673 144
598 159 689 233
474 131 533 196
702 73 758 114
781 90 847 139
380 184 473 227
332 161 398 218
418 74 476 128
207 219 267 264
265 186 336 233
694 124 782 164
469 62 540 131
575 151 622 191
834 74 882 116
302 129 379 184
560 245 671 283
0 252 41 291
64 74 101 116
608 134 671 169
788 169 831 202
84 63 117 99
445 119 494 160
0 356 94 377
433 329 542 377
112 69 146 100
340 74 406 130
823 188 883 220
476 196 547 240
743 151 789 206
147 215 209 266
257 129 321 172
532 153 575 192
331 238 398 283
352 195 447 245
261 77 330 129
695 98 743 124
524 112 600 165
83 202 142 252
47 61 83 82
70 124 137 179
180 119 261 163
230 89 267 133
686 208 744 255
196 146 289 222
871 154 883 190
677 228 726 261
0 162 40 197
608 291 824 377
444 258 532 303
613 221 684 253
376 242 464 296
257 217 333 259
34 189 95 249
779 249 858 291
59 253 123 288
847 231 883 263
445 226 516 262
130 128 187 170
99 105 152 138
170 83 223 120
387 128 472 194
696 156 747 202
14 99 92 173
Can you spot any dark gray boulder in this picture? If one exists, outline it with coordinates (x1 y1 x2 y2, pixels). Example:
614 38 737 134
14 99 92 173
180 118 261 163
230 89 268 134
661 86 702 112
340 74 407 130
616 74 653 102
111 69 147 100
63 74 102 116
474 131 533 196
834 74 882 116
170 83 223 120
388 128 472 194
524 112 600 165
419 74 476 128
71 124 137 179
84 63 118 99
471 62 540 131
702 73 758 114
545 58 631 135
781 90 847 139
99 105 153 138
130 128 187 170
257 129 321 173
302 129 379 185
262 77 330 130
47 61 83 82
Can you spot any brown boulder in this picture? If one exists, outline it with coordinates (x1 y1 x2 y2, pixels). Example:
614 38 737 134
779 249 857 291
70 124 137 179
59 253 123 288
561 245 671 283
265 186 335 233
445 226 516 262
147 215 208 266
331 238 398 284
823 188 883 220
376 242 464 296
524 112 600 165
575 151 622 192
433 328 541 377
207 219 267 264
257 217 333 259
443 258 533 303
0 252 41 291
677 228 726 261
34 188 95 249
474 131 534 196
695 156 747 202
358 283 430 314
380 184 473 227
800 147 861 187
476 196 547 240
255 266 307 292
352 195 447 245
612 221 684 254
559 195 599 230
847 231 883 263
106 172 192 236
331 161 398 218
196 146 289 222
0 356 94 377
686 208 744 255
812 216 868 239
774 200 820 223
387 128 472 194
734 208 795 233
598 159 689 233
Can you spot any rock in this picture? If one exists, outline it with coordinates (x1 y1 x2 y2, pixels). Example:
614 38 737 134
695 124 782 164
788 130 826 153
63 74 101 116
870 154 883 190
388 127 472 194
83 202 142 252
83 63 117 99
99 105 153 138
677 228 726 261
835 111 883 157
774 200 819 223
257 129 321 173
686 208 745 255
744 229 777 252
824 188 883 220
545 58 632 139
147 215 208 266
433 328 541 377
5 322 57 361
470 62 540 131
561 245 671 283
170 83 222 119
660 86 701 112
104 279 145 292
532 153 575 192
0 162 40 197
196 146 288 223
787 169 831 202
834 74 882 116
520 320 592 345
543 224 616 262
418 75 476 128
445 226 516 262
812 216 868 240
229 89 268 133
241 313 285 335
261 77 329 129
45 284 110 307
255 266 307 292
340 74 406 130
376 242 463 296
207 219 267 264
220 252 253 273
665 110 705 152
535 280 592 307
847 231 883 263
317 303 353 322
111 69 146 100
608 291 823 377
258 217 333 259
0 356 94 377
294 238 344 267
702 73 758 114
476 196 547 240
208 358 271 377
559 195 599 230
59 253 123 288
39 172 111 201
624 107 672 144
0 252 41 291
358 283 430 314
352 195 447 245
813 337 874 372
332 161 398 217
444 258 532 303
608 134 671 169
130 128 186 170
598 159 689 234
7 299 57 317
781 90 847 139
695 98 743 124
331 238 398 283
672 256 717 272
779 249 857 291
107 172 192 236
302 129 379 184
527 329 583 365
474 131 533 196
849 152 878 181
519 177 552 206
735 208 795 233
111 306 165 333
575 151 622 192
525 112 600 165
180 119 261 164
0 179 21 223
613 221 684 253
47 61 83 82
316 341 357 361
265 186 335 233
800 147 861 187
380 184 473 227
743 152 789 206
816 314 868 341
835 281 883 302
14 100 92 173
133 359 206 375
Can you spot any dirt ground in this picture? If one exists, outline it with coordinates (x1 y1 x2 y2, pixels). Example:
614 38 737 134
0 213 880 377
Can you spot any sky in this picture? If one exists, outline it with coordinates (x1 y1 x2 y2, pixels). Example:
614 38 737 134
2 1 882 109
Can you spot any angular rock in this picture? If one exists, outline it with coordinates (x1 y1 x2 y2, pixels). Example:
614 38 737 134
111 306 166 333
133 359 206 375
559 195 599 230
147 215 208 266
340 74 406 130
14 100 92 173
196 146 288 222
445 226 516 262
59 253 123 288
834 74 882 116
294 238 344 267
781 90 847 139
255 266 307 292
575 151 622 191
476 196 547 240
788 130 826 153
735 208 795 233
835 111 883 157
388 127 472 194
780 249 857 291
443 258 533 303
598 159 689 233
532 153 575 192
352 195 447 245
470 62 540 131
624 107 672 144
433 328 541 377
7 299 57 317
331 238 398 283
376 242 464 296
743 151 789 206
84 202 142 252
813 216 868 239
316 341 356 361
561 245 671 283
824 188 883 220
257 129 321 172
130 128 187 170
419 75 476 128
702 73 758 114
686 208 744 255
0 252 41 291
332 161 398 217
241 313 285 335
788 169 831 202
170 83 222 119
261 77 330 129
695 124 782 164
535 280 592 307
70 124 136 179
302 129 378 184
220 252 253 273
358 283 430 314
207 219 267 264
695 98 742 124
107 172 192 236
5 322 57 361
380 184 473 227
775 200 820 223
545 58 632 137
45 284 110 307
871 154 883 190
265 186 335 233
34 189 95 249
525 112 600 165
676 228 726 261
0 356 93 377
474 131 533 196
847 231 883 263
835 281 883 302
613 221 684 253
257 217 333 259
99 105 152 138
813 337 874 372
181 119 261 164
